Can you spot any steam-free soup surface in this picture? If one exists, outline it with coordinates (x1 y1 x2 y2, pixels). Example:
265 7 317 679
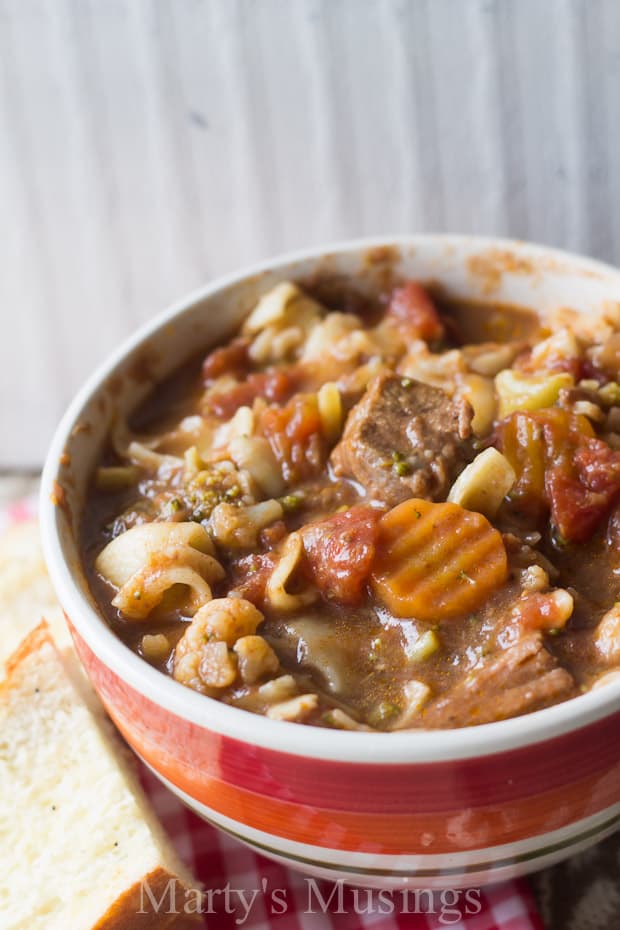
83 278 620 730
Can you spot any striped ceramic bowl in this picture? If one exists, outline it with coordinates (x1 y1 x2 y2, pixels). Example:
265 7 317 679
41 236 620 889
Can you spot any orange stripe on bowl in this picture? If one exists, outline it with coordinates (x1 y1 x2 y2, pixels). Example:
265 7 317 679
109 703 620 855
71 622 620 854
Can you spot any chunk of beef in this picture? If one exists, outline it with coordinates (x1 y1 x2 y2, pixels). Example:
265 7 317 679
330 374 472 506
420 635 576 728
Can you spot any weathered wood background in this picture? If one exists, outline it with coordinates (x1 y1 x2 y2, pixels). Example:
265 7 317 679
3 0 620 465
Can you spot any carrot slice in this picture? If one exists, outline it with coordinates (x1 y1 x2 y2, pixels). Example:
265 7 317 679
371 498 508 620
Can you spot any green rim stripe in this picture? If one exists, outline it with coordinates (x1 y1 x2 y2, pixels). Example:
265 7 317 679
196 808 620 878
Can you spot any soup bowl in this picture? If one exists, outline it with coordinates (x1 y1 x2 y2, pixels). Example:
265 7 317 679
40 235 620 889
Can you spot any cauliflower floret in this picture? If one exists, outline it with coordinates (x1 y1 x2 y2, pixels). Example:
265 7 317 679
209 499 283 549
173 597 266 694
234 635 280 684
595 604 620 664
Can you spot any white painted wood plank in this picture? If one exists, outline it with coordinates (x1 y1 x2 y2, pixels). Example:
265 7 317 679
2 0 620 466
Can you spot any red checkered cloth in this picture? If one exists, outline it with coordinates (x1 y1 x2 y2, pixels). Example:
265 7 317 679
4 496 545 930
139 761 544 930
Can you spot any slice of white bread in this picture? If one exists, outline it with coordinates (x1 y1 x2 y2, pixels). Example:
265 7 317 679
0 518 71 670
0 623 202 930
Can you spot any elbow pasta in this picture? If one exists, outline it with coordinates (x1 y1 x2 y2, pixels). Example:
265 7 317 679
112 544 224 619
300 312 362 362
249 324 305 364
228 435 284 497
391 680 432 730
110 416 183 474
126 441 183 473
244 282 324 363
317 382 343 443
457 373 497 437
96 522 216 587
265 533 317 611
266 693 319 722
243 282 323 336
212 405 255 450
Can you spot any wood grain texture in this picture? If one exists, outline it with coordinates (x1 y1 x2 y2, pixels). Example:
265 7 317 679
2 0 620 465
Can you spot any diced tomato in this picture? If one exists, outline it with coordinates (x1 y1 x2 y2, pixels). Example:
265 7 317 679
386 281 445 343
548 356 586 381
497 408 620 543
575 438 620 493
496 408 591 517
514 352 606 384
259 520 288 550
260 393 325 482
202 338 250 383
541 438 620 543
513 592 571 631
209 369 298 418
228 552 277 607
300 505 383 606
545 468 612 544
545 434 620 543
549 356 607 384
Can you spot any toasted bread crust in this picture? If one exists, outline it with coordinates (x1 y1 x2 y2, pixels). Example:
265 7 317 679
93 867 201 930
0 619 52 684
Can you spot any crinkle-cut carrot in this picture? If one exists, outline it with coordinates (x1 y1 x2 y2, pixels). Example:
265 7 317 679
371 498 508 621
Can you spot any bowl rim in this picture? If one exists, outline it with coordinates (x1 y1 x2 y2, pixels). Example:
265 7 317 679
40 233 620 764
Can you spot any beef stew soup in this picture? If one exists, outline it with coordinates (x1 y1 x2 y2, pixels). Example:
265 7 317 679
83 279 620 730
